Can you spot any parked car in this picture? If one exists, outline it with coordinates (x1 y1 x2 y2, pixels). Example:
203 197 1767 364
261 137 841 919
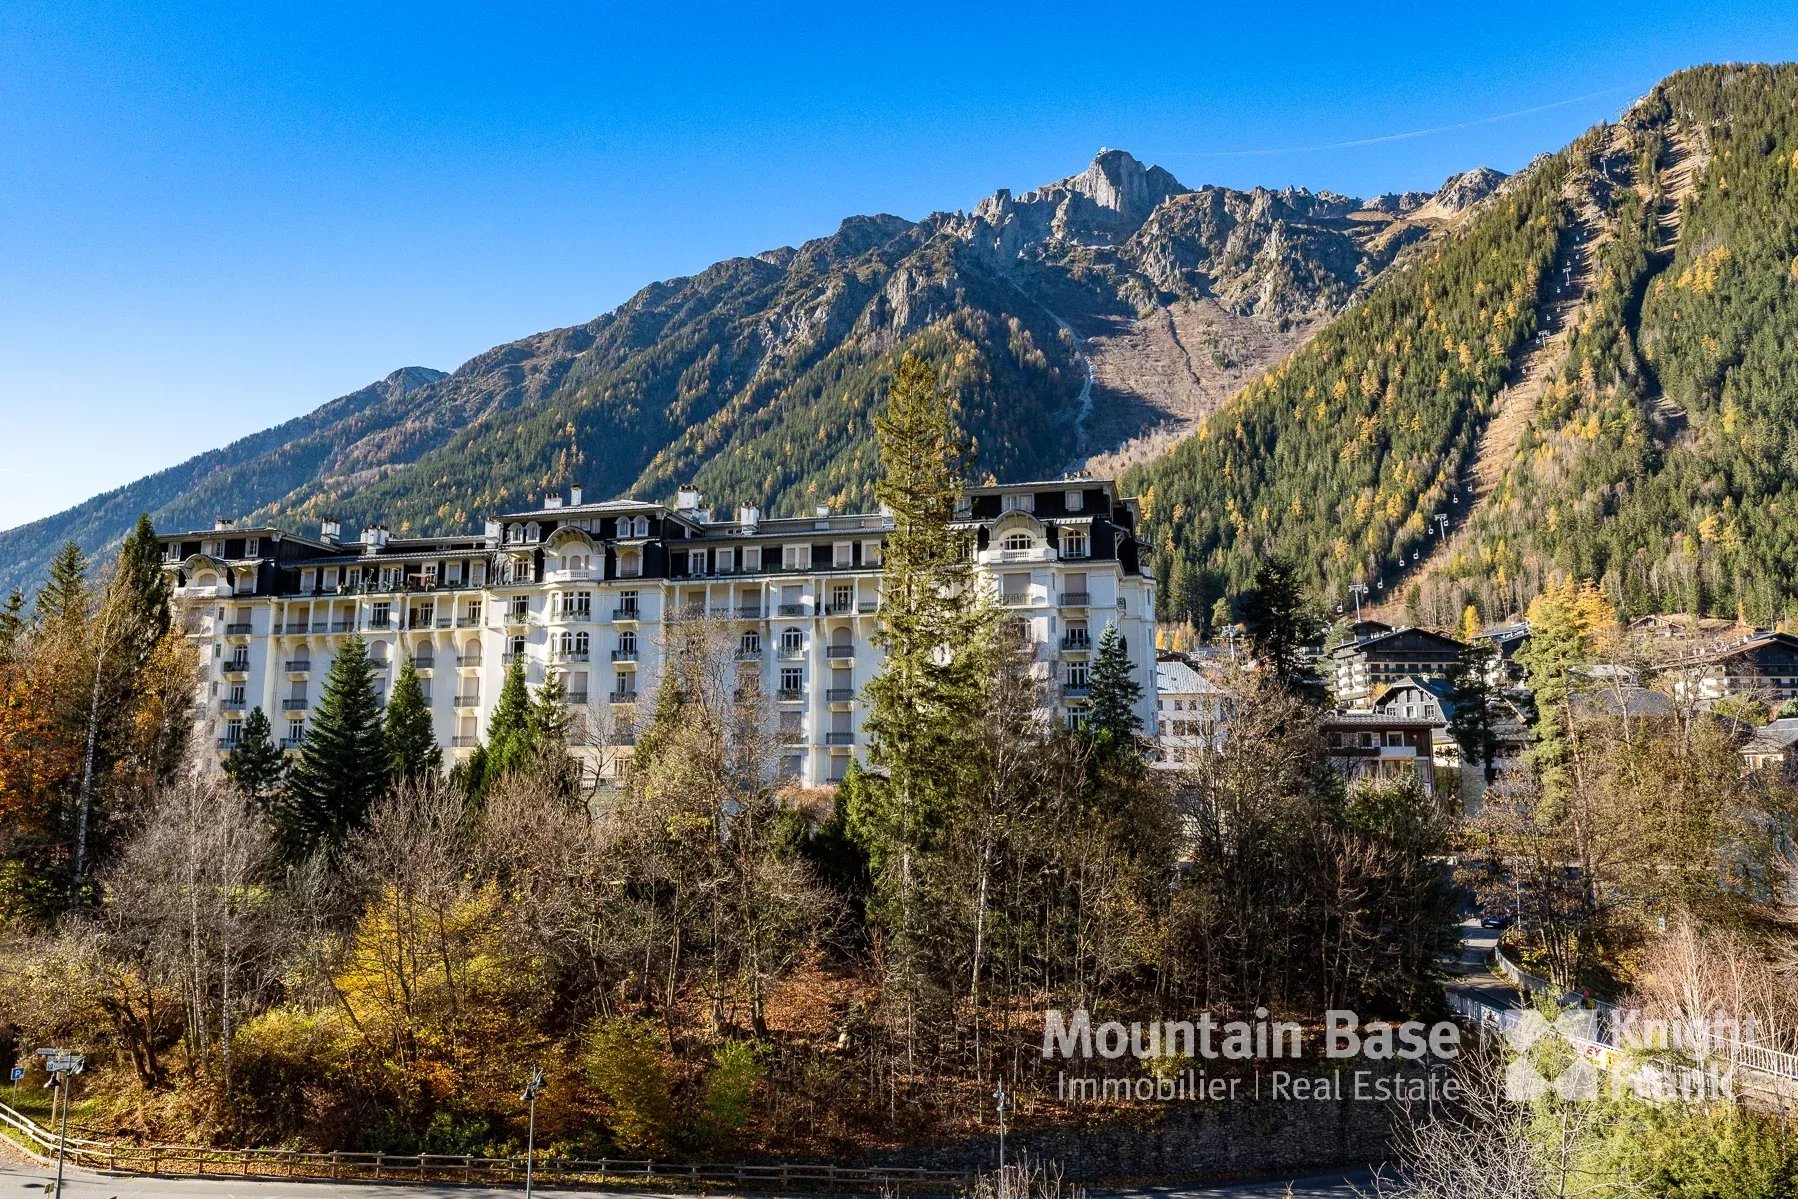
1480 911 1515 930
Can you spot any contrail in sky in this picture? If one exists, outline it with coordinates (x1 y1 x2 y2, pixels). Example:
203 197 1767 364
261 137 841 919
1161 85 1637 158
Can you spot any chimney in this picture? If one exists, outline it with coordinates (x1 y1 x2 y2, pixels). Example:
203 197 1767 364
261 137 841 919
544 493 564 510
213 517 234 531
484 518 502 544
361 525 388 552
675 486 701 512
320 518 341 544
814 505 830 529
570 485 583 506
738 505 759 532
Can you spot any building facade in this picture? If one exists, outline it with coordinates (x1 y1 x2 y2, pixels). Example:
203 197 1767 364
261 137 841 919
160 479 1157 789
1330 626 1467 708
1153 653 1225 768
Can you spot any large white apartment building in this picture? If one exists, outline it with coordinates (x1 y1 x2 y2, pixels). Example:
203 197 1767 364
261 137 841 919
160 479 1158 789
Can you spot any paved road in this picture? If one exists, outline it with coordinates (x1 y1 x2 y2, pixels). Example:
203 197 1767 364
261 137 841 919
1442 913 1522 1012
1112 1166 1376 1197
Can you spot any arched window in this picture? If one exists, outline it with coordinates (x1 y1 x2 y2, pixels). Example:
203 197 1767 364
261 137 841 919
616 517 631 538
781 627 805 653
526 522 540 542
370 640 389 664
633 516 650 538
1002 532 1032 551
506 523 520 543
462 639 482 665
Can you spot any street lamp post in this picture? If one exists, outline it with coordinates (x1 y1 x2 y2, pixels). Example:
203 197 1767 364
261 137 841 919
521 1068 545 1199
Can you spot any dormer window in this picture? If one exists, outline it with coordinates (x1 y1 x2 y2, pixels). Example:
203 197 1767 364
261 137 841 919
244 537 260 557
616 517 631 538
1065 490 1084 512
1002 493 1035 513
1062 529 1089 559
526 522 540 542
633 516 650 538
1002 532 1032 552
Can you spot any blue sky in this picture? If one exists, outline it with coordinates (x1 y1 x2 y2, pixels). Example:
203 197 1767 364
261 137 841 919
2 1 1795 529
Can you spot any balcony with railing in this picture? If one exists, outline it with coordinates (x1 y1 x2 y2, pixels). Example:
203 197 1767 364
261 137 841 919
435 615 452 628
734 647 763 661
826 687 855 702
225 622 254 635
331 620 354 632
1062 683 1092 698
223 660 250 676
776 646 806 660
451 736 480 748
826 731 856 746
566 690 589 705
501 653 522 666
778 603 805 616
457 655 482 669
216 737 239 750
367 616 392 630
608 690 639 704
858 599 879 613
221 699 247 712
778 729 805 745
284 659 311 673
826 644 855 660
613 730 639 746
824 602 855 616
736 604 762 619
612 606 641 621
454 694 480 708
997 592 1033 607
282 620 310 634
610 648 638 662
280 736 303 750
413 655 436 670
1059 635 1092 654
1058 592 1091 607
282 698 308 712
775 687 804 702
551 649 590 663
503 607 530 626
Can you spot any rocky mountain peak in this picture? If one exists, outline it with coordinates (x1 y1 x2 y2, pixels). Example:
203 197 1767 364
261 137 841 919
1430 166 1507 214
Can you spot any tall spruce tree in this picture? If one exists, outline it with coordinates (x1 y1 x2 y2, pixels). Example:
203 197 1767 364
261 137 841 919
1083 621 1143 754
106 515 172 670
1239 556 1316 697
385 655 441 783
476 655 535 792
282 636 388 857
224 706 288 806
0 589 24 664
858 352 990 874
1447 640 1503 785
36 541 90 629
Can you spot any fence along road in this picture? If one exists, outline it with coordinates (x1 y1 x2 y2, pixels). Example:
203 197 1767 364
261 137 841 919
0 1098 969 1196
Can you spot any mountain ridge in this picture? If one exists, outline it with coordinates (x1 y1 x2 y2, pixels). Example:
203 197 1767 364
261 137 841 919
0 151 1498 596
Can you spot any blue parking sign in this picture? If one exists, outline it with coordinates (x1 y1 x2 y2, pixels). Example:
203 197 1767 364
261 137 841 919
8 1067 21 1082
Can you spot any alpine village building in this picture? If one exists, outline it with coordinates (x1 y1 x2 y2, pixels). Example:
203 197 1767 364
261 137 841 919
159 479 1158 790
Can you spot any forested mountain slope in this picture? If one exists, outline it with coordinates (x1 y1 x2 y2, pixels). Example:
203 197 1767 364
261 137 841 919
0 151 1483 595
1130 64 1798 631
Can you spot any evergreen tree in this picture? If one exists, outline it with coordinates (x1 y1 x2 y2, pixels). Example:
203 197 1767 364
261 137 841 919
1447 640 1502 785
0 589 25 663
385 655 441 784
477 655 536 791
36 541 90 629
282 636 388 857
859 352 990 874
105 514 172 671
1083 621 1143 755
1239 557 1315 696
224 706 288 806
